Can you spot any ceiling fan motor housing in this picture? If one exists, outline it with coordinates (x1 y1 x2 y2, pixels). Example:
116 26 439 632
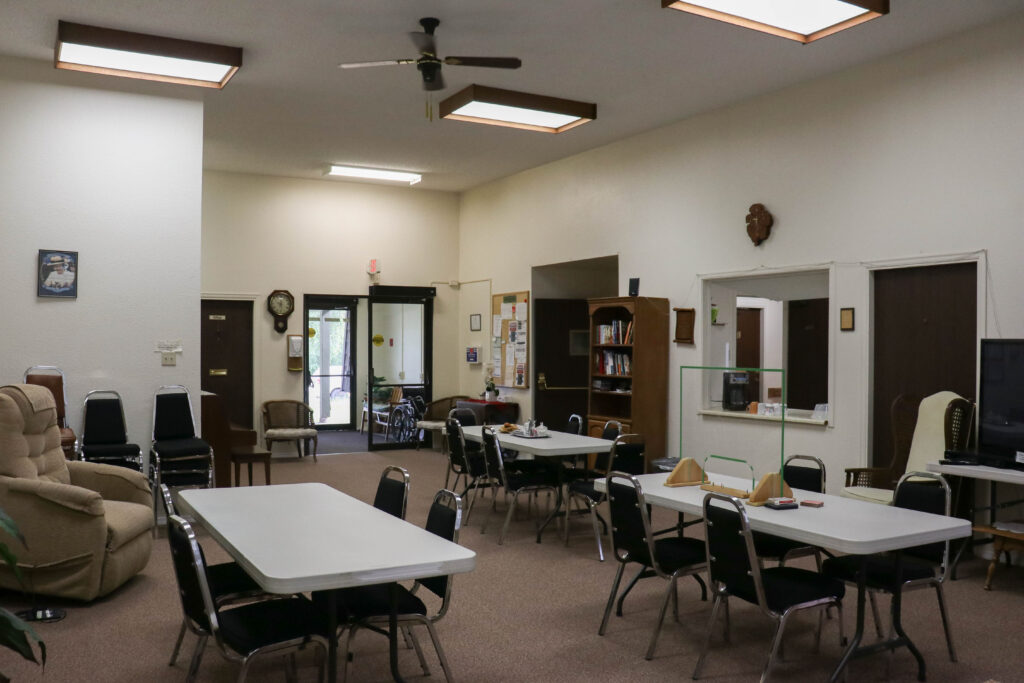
417 60 441 83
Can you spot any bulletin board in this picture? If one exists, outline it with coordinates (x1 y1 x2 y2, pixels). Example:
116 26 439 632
491 291 529 388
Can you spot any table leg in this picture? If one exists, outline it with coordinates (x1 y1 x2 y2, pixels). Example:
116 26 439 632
327 591 338 683
830 558 866 682
536 460 566 543
389 583 406 682
889 551 926 681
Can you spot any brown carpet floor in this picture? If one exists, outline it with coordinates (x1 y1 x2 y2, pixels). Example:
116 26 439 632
2 449 1020 682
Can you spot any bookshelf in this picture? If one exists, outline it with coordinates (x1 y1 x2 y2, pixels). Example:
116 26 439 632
587 296 669 471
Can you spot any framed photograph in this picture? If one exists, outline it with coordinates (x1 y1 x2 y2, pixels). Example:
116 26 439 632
840 307 855 331
37 250 78 298
469 313 482 332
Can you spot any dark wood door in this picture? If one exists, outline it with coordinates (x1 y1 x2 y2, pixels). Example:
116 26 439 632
872 262 976 465
736 307 762 402
201 299 254 428
533 299 589 429
786 298 829 410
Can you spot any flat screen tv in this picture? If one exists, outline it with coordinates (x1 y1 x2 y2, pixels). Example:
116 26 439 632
979 339 1024 466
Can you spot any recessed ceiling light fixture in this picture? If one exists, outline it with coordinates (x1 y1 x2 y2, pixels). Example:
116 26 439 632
327 165 422 185
55 20 242 88
662 0 889 43
439 85 596 134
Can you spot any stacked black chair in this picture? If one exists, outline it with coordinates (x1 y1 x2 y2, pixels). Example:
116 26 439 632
564 434 644 561
598 472 707 660
374 465 410 519
753 455 830 567
694 492 845 682
444 415 489 523
822 471 958 662
479 426 559 544
150 385 214 533
78 390 143 471
166 514 328 682
442 411 483 490
318 490 464 683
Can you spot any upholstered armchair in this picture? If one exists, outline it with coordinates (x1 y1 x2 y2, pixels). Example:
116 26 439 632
0 384 153 601
261 399 318 461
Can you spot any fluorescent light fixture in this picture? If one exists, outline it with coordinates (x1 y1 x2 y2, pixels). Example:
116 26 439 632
662 0 889 43
327 165 422 185
55 21 242 88
440 85 596 134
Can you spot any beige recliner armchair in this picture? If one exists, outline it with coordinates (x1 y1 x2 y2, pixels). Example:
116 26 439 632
0 384 153 601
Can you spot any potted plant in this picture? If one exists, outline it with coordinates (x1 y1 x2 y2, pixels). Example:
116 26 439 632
0 508 46 678
484 378 499 402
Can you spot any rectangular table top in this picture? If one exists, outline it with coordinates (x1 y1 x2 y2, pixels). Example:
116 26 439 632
178 483 476 594
460 425 614 456
595 472 970 556
926 460 1024 486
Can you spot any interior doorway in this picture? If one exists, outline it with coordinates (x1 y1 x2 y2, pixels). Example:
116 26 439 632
871 261 977 466
304 296 357 430
200 299 254 428
531 256 618 428
735 307 762 402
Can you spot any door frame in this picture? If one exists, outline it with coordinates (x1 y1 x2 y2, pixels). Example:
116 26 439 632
303 294 359 430
865 249 987 467
201 292 261 430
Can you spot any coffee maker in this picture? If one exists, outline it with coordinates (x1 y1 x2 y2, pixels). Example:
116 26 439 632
722 371 750 411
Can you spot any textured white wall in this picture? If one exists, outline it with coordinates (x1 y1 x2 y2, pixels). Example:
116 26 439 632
201 172 460 413
0 58 203 457
457 17 1024 486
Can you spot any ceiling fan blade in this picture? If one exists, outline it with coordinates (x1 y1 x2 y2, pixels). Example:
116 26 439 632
409 31 437 56
423 70 446 92
339 59 416 69
444 56 522 69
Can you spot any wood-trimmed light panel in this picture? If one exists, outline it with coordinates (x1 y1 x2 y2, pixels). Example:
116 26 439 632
55 21 242 89
439 85 596 134
661 0 889 44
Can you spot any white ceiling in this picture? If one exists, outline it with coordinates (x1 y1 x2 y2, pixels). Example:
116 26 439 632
4 1 1023 192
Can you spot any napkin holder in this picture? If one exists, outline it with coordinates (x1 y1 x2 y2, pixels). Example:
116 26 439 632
664 457 705 487
746 472 794 507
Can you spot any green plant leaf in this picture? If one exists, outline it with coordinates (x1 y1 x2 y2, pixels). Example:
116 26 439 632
0 608 45 666
0 544 24 587
0 509 25 547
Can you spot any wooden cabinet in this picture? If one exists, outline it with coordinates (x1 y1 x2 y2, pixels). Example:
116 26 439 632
587 296 669 471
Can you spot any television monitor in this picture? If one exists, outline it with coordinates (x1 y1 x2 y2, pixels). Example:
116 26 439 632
979 339 1024 467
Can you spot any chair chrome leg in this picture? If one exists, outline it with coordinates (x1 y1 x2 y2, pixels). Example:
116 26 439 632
760 613 790 683
934 583 958 662
499 492 519 545
169 618 188 665
185 634 207 683
645 576 677 660
341 625 358 683
407 626 430 676
693 591 724 679
237 656 254 683
599 563 626 636
723 595 732 644
423 620 454 683
588 501 605 562
563 494 575 546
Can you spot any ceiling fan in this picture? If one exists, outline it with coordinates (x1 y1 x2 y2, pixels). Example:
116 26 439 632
339 17 522 92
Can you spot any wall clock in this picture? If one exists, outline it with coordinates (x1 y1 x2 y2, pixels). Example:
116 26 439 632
267 290 294 333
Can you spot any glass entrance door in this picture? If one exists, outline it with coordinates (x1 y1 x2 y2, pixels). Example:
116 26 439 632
366 288 434 451
305 297 356 429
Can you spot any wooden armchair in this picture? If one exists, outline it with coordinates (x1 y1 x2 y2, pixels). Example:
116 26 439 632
261 400 318 462
845 393 920 489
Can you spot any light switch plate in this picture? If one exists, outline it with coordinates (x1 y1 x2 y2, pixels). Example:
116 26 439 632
161 352 176 366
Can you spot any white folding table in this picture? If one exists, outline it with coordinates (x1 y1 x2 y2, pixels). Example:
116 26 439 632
595 472 970 681
178 483 476 683
460 426 614 541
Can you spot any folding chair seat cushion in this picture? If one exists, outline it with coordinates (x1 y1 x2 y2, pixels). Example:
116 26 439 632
506 468 557 491
155 437 211 460
822 554 937 589
207 561 262 599
216 598 330 655
752 531 813 560
315 583 427 622
649 537 707 574
750 566 846 614
83 443 142 459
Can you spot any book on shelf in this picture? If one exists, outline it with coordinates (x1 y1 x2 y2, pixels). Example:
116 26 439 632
624 319 634 343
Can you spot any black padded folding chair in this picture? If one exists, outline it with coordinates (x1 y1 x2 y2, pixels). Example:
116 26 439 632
564 434 645 561
694 492 845 682
166 514 328 682
160 485 268 669
151 385 214 533
479 426 559 544
598 472 707 660
317 490 465 683
753 455 830 567
374 465 410 520
822 471 958 663
444 416 489 522
78 390 143 471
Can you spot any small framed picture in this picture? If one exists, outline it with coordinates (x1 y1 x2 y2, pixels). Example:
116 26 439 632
469 313 482 332
840 307 855 331
37 250 78 298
